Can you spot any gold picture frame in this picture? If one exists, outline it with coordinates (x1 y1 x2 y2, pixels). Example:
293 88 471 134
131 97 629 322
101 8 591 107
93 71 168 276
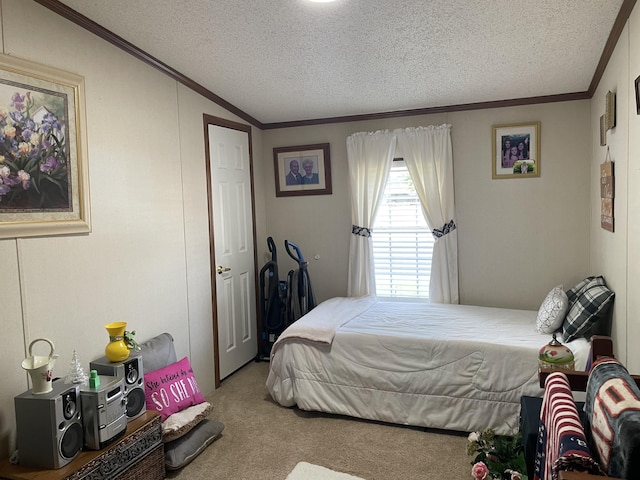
0 54 90 238
491 122 540 179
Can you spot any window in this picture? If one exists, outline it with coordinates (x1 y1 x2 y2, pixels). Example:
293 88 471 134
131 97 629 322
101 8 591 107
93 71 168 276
372 160 434 299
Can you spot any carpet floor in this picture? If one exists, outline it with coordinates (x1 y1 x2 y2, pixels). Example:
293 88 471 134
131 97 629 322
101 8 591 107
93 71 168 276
167 360 473 479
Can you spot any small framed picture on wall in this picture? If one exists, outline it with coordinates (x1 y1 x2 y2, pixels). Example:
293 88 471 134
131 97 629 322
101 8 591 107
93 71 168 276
273 143 332 197
491 122 540 179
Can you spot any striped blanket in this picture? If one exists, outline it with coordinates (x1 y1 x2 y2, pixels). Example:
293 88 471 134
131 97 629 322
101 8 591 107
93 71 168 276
585 358 640 478
534 372 603 480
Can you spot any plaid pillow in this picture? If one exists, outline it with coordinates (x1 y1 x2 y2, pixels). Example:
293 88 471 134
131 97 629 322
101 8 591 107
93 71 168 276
563 277 614 342
565 276 595 308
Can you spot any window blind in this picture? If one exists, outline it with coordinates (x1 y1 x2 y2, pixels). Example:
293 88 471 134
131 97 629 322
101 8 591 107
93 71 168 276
372 161 434 299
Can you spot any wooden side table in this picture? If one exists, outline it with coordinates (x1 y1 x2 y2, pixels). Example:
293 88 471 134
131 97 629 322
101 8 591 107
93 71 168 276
0 411 165 480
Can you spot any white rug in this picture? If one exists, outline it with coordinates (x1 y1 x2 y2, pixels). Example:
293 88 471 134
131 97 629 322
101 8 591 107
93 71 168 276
286 462 365 480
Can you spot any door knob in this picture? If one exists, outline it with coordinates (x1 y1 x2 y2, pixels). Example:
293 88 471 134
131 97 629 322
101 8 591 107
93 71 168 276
217 266 231 274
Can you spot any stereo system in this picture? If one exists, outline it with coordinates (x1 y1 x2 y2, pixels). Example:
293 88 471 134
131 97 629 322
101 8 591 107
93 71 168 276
90 353 146 421
14 380 83 469
14 352 148 468
80 374 128 450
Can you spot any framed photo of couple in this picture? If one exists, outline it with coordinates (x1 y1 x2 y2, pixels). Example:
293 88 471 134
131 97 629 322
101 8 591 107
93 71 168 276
491 122 540 179
273 143 332 197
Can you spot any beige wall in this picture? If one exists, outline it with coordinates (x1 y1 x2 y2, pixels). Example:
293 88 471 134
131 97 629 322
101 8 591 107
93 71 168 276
628 0 640 374
0 0 266 457
589 21 629 368
263 101 591 310
589 4 640 373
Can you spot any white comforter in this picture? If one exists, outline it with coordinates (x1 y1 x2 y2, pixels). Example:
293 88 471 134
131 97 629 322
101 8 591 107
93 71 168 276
266 297 590 435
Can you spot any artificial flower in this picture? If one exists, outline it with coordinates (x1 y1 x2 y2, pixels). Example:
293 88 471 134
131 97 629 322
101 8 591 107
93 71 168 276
467 428 527 479
472 461 490 480
505 469 522 480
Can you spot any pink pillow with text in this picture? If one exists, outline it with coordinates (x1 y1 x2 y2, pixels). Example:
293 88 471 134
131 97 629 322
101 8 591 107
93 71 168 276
144 356 206 421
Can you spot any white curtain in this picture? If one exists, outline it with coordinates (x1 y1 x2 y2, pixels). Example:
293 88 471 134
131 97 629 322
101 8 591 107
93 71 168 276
346 130 396 296
398 125 458 303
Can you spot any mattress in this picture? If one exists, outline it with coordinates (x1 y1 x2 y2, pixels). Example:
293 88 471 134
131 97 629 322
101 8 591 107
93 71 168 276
266 296 590 435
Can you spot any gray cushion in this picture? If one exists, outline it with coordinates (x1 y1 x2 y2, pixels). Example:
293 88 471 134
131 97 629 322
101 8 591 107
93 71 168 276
164 419 224 470
138 332 223 471
138 332 178 373
563 276 614 342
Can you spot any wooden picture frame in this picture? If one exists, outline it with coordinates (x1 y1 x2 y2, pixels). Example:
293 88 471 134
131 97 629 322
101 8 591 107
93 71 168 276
0 54 90 238
273 143 332 197
491 122 540 179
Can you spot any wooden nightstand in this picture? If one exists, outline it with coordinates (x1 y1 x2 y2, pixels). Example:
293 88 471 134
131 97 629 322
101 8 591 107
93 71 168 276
0 411 165 480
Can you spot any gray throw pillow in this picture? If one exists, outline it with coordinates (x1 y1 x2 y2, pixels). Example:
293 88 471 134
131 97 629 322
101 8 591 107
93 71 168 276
164 418 225 470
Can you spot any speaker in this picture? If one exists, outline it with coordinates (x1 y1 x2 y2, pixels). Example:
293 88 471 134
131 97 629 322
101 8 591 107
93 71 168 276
90 353 146 421
14 380 83 469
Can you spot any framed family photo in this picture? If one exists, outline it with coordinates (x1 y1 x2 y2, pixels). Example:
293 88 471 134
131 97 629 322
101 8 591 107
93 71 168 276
492 121 540 179
273 143 332 197
0 54 91 238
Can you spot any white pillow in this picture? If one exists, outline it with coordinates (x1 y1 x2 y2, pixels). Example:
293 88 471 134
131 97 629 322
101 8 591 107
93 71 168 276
536 285 569 333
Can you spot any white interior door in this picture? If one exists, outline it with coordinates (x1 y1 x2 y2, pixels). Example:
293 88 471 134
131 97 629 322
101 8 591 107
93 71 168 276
207 122 257 381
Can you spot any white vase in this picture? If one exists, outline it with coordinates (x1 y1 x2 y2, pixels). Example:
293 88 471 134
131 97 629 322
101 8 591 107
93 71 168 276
21 338 58 395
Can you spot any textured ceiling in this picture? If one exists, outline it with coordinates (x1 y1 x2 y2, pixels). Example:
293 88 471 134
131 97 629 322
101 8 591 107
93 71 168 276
56 0 625 125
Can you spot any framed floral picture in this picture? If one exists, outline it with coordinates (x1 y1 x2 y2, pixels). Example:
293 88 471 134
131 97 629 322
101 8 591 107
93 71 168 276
0 54 90 238
491 122 540 179
273 143 331 197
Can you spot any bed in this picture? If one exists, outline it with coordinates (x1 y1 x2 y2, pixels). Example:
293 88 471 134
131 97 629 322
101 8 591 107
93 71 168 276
265 295 594 435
